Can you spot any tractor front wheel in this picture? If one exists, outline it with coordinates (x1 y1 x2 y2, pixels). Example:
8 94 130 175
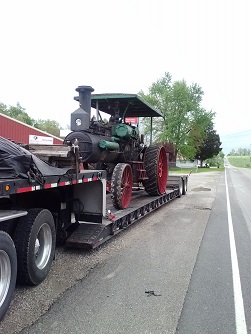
111 163 133 209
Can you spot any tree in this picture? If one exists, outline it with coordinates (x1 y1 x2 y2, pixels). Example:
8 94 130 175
207 152 224 167
0 101 61 137
0 102 7 114
218 151 225 159
139 72 214 159
0 102 34 126
33 119 61 137
194 125 222 164
228 149 236 156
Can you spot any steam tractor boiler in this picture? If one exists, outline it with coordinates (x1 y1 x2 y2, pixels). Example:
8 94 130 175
64 85 168 209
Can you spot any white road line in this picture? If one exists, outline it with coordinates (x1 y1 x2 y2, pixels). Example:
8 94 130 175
225 169 247 334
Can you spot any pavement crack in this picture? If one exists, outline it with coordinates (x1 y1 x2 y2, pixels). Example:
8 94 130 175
145 290 162 297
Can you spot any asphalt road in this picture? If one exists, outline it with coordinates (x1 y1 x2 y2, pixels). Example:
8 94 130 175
177 163 251 334
2 167 250 333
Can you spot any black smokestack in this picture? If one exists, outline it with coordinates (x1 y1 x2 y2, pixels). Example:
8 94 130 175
76 85 94 117
70 85 94 131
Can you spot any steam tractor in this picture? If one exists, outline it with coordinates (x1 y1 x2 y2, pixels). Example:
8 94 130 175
64 86 168 210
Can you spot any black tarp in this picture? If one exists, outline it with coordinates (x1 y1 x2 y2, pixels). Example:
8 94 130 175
0 136 69 179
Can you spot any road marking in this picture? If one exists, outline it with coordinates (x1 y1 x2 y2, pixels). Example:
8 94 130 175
225 169 247 334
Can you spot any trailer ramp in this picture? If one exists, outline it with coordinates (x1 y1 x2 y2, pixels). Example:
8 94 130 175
66 186 181 249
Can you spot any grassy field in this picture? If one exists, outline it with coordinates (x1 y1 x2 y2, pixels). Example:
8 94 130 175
227 156 251 168
169 167 225 174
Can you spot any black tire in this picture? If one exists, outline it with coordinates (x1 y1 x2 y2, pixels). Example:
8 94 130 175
178 180 183 198
0 219 16 236
0 231 17 321
142 145 168 196
182 178 187 195
111 163 133 209
13 209 56 286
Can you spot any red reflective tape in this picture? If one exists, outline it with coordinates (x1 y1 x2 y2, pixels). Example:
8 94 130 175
59 181 71 187
83 177 98 182
17 187 32 193
16 177 99 194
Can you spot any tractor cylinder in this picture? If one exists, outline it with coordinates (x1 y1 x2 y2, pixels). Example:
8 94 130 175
64 131 120 163
99 140 120 150
115 124 139 139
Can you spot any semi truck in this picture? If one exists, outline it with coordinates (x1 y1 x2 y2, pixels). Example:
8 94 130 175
0 87 188 321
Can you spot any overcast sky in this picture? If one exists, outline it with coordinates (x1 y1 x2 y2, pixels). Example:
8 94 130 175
0 0 250 153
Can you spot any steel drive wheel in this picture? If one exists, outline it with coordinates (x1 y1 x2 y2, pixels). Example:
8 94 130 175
111 163 133 209
0 231 17 321
13 209 56 286
143 145 168 196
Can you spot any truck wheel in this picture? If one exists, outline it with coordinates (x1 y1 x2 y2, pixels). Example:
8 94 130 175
178 180 183 198
182 178 187 195
0 231 17 321
13 209 56 286
143 145 168 196
111 163 133 209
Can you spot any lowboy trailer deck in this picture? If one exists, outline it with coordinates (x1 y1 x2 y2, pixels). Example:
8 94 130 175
66 174 188 249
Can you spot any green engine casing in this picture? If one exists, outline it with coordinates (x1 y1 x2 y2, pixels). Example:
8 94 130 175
114 124 139 139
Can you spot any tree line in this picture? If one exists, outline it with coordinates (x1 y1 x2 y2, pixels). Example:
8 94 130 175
228 148 251 156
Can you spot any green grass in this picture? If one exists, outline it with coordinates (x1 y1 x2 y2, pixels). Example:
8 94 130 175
227 156 251 168
169 167 225 174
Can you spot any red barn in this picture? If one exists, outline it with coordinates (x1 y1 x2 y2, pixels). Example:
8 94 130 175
0 113 63 145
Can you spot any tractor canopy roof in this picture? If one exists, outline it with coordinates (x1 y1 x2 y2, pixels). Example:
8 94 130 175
75 93 163 118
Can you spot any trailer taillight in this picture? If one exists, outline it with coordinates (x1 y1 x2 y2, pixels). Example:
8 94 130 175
5 184 10 191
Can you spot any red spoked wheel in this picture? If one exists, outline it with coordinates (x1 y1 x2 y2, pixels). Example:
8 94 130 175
142 145 168 195
111 163 133 209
